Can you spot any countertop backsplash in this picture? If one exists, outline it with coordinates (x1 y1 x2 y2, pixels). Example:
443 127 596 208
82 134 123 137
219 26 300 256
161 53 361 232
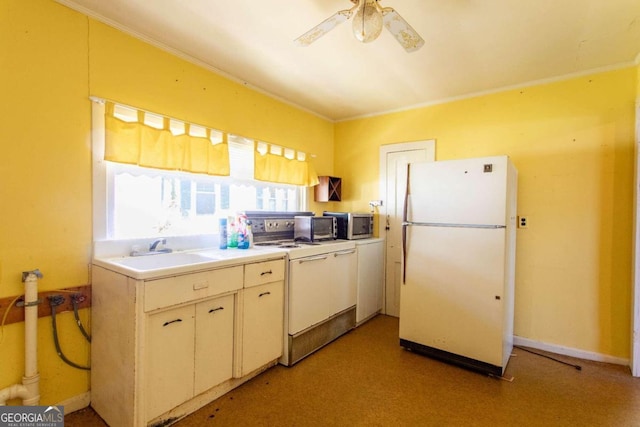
93 234 218 259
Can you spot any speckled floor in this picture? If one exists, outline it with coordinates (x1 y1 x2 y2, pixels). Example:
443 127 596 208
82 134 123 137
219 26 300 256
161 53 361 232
66 315 640 426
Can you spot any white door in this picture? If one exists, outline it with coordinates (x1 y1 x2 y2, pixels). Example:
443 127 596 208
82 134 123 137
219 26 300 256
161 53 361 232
379 141 435 317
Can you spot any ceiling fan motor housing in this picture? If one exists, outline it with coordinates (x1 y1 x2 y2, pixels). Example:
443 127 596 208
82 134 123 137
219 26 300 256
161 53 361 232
353 0 383 43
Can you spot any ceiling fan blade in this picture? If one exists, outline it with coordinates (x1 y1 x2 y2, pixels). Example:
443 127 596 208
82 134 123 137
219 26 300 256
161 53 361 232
295 9 352 47
382 8 425 52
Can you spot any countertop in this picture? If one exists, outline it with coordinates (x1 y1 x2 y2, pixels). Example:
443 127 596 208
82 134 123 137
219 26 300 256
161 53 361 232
92 246 287 280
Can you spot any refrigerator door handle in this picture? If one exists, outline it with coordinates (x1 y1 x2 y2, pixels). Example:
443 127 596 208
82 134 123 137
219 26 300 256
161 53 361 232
402 163 411 224
403 222 506 229
401 164 411 284
402 222 407 284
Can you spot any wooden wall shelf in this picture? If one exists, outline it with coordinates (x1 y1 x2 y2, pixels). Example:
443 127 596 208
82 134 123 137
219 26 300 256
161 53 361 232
315 176 342 202
0 284 92 325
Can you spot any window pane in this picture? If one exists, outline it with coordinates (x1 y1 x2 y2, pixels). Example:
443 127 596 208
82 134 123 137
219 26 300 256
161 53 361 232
195 182 215 215
220 184 230 210
180 180 191 213
107 158 303 239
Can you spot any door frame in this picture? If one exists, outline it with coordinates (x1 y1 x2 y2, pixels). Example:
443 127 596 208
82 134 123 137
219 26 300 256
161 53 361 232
633 99 640 377
379 140 436 315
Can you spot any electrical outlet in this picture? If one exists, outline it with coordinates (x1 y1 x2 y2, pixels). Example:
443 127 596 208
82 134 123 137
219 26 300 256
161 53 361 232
518 216 528 228
369 200 383 207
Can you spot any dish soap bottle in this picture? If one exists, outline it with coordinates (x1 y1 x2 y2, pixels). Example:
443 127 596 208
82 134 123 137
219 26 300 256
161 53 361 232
237 215 249 249
228 216 238 248
219 218 228 249
246 224 253 248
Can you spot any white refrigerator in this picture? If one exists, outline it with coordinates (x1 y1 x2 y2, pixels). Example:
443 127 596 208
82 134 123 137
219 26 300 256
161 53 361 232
398 155 517 376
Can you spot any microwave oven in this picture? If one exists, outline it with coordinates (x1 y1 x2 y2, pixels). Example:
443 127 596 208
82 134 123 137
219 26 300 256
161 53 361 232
294 216 337 242
322 212 373 240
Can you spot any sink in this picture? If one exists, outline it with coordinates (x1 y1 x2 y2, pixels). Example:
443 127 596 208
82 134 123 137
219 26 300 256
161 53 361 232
111 252 218 271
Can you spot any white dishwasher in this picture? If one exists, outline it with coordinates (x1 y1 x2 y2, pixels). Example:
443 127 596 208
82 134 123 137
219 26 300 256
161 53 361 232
285 241 357 365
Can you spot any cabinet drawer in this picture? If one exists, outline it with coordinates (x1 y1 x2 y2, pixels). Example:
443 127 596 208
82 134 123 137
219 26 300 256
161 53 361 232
145 266 243 312
244 259 285 288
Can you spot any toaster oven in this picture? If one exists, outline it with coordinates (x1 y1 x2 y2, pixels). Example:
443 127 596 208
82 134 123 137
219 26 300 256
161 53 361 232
322 212 374 240
294 216 337 242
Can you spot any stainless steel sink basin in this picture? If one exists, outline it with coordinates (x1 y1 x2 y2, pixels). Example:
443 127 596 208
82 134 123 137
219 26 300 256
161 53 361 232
112 252 218 271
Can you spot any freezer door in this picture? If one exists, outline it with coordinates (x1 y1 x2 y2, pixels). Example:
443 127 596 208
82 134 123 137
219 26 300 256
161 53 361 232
399 225 507 367
407 156 509 226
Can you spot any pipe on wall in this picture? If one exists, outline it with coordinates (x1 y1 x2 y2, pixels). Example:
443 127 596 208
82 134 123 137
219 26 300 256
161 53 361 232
0 270 41 406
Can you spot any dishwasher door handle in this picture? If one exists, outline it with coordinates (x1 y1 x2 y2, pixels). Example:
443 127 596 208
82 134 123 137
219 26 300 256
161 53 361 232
334 249 356 257
298 255 328 264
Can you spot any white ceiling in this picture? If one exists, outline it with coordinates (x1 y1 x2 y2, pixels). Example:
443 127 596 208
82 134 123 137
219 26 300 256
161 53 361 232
60 0 640 121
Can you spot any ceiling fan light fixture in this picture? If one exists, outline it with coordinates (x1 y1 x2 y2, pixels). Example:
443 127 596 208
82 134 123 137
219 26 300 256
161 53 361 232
295 0 424 52
352 0 383 43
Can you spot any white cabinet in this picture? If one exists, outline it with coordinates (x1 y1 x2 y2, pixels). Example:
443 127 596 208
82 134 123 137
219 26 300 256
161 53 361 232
240 259 284 376
145 294 236 420
194 294 235 395
145 304 195 420
143 267 242 421
91 255 285 427
241 282 284 375
356 238 385 324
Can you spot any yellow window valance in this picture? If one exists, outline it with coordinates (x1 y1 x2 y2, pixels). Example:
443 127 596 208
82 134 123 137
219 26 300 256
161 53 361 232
104 102 230 176
254 142 319 187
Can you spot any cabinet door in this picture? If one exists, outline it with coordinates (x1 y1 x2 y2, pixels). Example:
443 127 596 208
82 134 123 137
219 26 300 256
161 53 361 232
241 281 284 376
145 305 195 421
194 294 235 395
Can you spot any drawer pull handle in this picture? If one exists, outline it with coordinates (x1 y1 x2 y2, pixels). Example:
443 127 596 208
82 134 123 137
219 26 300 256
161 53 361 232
193 281 209 290
163 319 182 327
259 291 271 298
208 306 225 314
334 249 356 256
260 270 273 276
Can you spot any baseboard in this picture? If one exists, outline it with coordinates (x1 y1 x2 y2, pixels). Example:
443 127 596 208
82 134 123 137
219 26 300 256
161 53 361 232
57 391 90 415
514 336 629 366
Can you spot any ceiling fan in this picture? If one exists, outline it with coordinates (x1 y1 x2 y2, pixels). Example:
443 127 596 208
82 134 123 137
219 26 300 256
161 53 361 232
295 0 424 52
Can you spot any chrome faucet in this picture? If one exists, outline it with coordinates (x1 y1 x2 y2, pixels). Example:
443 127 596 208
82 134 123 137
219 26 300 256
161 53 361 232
130 239 173 256
149 238 166 251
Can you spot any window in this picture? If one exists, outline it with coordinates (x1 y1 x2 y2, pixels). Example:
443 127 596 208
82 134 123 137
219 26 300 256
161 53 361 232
93 101 306 240
105 136 304 239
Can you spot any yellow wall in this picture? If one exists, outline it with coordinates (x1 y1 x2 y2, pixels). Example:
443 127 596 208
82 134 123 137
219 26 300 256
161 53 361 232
87 19 335 215
0 0 92 403
1 0 637 407
0 0 333 404
335 67 637 359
